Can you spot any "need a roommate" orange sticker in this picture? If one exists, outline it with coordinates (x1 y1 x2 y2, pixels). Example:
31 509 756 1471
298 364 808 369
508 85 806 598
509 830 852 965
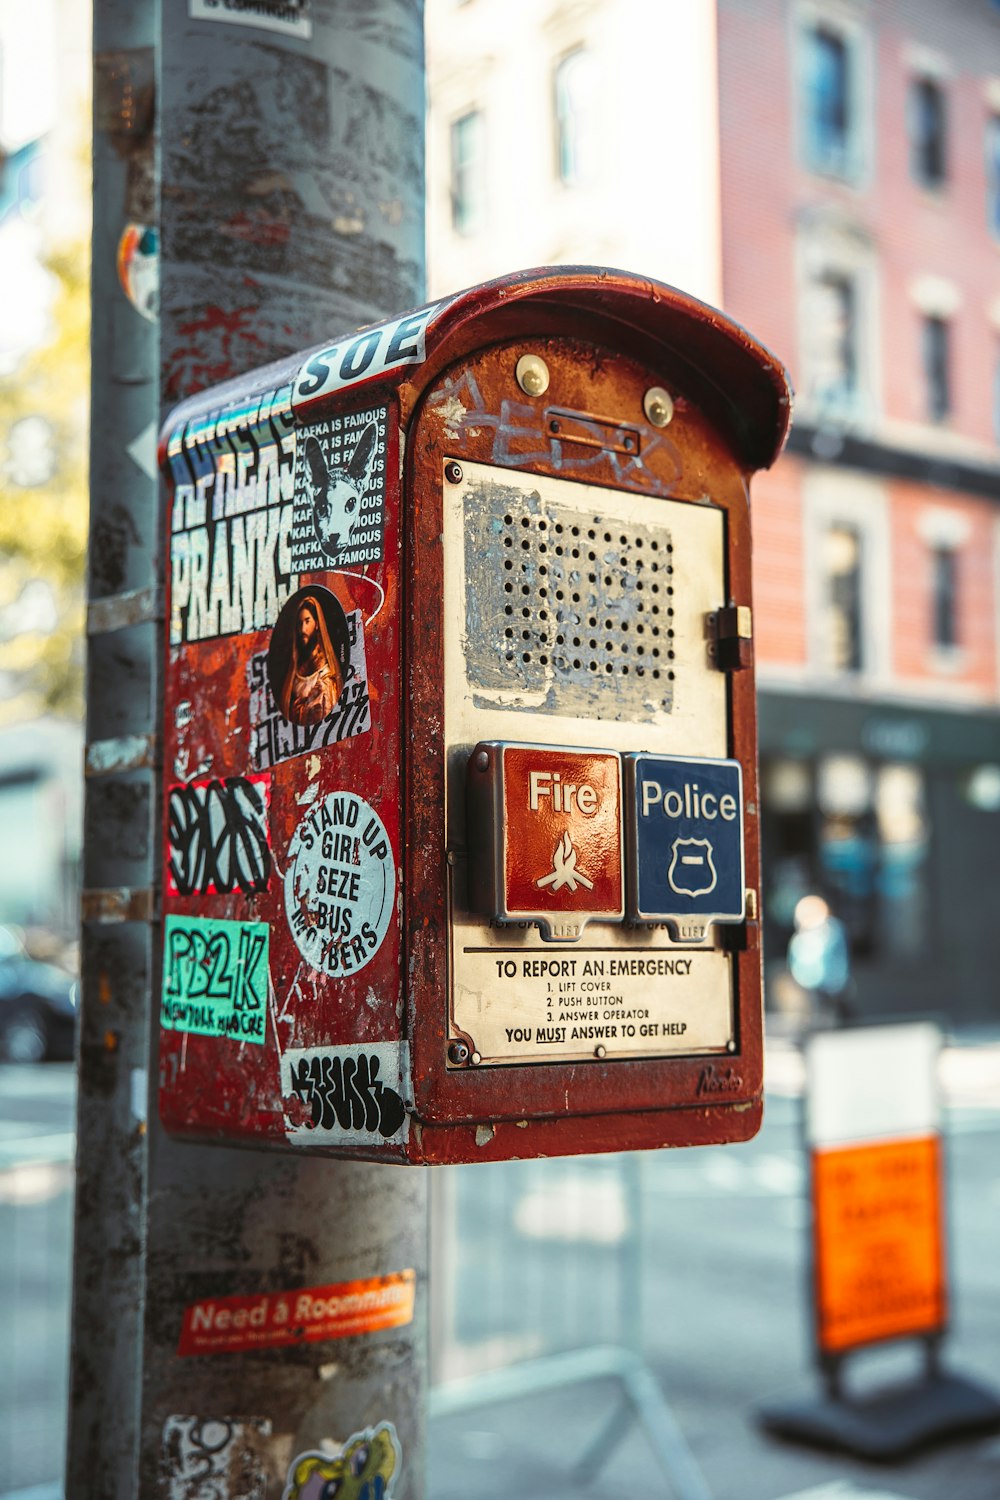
178 1269 415 1356
812 1134 947 1354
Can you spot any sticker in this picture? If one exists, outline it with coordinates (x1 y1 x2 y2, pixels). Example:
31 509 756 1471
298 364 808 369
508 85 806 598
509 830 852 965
267 585 352 725
292 304 437 411
162 915 269 1045
290 409 388 571
117 223 159 321
178 1269 415 1356
281 1042 407 1147
189 0 311 38
284 794 394 976
167 773 271 897
163 1416 271 1500
167 386 297 645
249 600 370 769
283 1423 401 1500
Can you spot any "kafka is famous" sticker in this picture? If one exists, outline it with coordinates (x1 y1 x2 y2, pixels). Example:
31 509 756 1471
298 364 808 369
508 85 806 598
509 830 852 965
284 792 395 976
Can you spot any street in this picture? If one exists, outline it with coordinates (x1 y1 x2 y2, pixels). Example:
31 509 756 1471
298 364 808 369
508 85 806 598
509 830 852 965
2 1048 999 1499
0 1064 75 1498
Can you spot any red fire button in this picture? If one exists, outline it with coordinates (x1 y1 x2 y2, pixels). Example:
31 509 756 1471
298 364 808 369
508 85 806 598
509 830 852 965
467 742 624 942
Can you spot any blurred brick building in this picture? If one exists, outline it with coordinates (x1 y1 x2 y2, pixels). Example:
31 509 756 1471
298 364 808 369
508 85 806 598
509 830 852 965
426 0 1000 1023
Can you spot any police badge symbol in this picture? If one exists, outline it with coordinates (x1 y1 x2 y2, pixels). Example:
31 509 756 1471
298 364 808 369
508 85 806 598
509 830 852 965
667 837 718 898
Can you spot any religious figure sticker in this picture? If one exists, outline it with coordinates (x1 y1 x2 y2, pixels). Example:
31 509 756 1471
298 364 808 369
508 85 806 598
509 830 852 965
290 406 388 572
284 792 395 976
249 586 371 769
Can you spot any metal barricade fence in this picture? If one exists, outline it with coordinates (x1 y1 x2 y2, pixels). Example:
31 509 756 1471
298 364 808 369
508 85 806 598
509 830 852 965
0 1068 75 1499
430 1152 641 1383
429 1151 712 1499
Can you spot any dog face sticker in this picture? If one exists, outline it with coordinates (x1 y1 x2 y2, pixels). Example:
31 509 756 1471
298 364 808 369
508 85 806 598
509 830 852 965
307 423 379 560
283 1423 400 1500
289 405 389 573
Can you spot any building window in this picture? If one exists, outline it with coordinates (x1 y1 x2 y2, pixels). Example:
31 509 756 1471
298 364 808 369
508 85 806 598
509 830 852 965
987 115 1000 237
931 544 958 649
806 271 858 413
922 315 951 422
802 24 852 176
909 76 947 188
823 523 864 673
553 48 596 186
450 110 485 235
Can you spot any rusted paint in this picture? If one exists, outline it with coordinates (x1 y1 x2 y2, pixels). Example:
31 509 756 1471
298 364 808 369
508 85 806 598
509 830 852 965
86 733 160 777
81 886 157 923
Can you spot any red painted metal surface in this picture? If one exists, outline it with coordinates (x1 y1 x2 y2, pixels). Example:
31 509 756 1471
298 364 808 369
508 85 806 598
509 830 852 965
158 266 791 1164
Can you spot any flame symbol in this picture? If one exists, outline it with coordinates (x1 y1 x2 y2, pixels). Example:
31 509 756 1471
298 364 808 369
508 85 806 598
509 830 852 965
536 832 595 893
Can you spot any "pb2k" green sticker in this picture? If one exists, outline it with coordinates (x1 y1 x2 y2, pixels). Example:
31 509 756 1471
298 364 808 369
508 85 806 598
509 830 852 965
162 914 269 1045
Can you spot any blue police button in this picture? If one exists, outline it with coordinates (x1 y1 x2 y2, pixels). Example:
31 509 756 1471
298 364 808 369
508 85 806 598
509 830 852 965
626 754 745 925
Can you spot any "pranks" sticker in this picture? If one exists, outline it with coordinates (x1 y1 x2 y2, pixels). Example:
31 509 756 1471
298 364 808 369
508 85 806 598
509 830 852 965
284 793 394 976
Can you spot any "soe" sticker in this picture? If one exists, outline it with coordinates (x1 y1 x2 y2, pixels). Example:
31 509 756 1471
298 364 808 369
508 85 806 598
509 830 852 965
284 792 394 976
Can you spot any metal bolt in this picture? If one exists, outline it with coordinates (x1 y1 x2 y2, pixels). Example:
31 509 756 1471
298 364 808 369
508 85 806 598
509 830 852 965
643 386 674 428
516 354 550 397
474 749 489 772
471 1051 481 1066
727 1039 737 1053
444 461 463 485
448 1040 470 1066
594 1045 607 1059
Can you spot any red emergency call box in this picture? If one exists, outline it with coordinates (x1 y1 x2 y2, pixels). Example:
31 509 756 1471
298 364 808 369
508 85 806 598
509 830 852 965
158 266 791 1164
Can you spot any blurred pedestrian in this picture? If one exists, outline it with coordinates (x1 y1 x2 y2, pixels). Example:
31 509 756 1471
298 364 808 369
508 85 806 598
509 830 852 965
787 894 853 1027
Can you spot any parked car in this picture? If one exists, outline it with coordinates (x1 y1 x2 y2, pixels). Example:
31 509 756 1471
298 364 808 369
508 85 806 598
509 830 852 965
0 928 77 1063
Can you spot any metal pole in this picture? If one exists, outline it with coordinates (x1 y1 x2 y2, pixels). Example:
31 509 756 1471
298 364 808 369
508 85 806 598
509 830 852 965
71 5 427 1496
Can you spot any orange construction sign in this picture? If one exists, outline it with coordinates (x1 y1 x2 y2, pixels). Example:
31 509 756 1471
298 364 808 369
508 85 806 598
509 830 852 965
812 1134 947 1354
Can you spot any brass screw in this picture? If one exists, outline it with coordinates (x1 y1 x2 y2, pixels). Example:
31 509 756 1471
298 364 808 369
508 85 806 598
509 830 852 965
516 354 550 397
643 386 674 427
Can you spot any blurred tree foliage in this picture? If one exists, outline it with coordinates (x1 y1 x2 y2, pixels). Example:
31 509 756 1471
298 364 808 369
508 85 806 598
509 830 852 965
0 240 90 725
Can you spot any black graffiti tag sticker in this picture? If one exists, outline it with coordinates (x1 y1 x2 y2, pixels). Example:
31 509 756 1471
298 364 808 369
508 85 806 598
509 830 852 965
167 774 271 897
284 792 394 977
280 1043 407 1148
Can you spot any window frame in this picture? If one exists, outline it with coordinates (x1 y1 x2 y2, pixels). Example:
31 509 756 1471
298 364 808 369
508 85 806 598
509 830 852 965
804 469 891 686
921 313 952 424
794 3 872 186
931 543 959 651
449 107 486 236
796 221 880 426
986 112 1000 239
908 74 948 190
552 45 596 188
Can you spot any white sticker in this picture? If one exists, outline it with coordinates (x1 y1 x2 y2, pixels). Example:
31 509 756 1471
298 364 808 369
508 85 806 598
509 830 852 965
163 1415 272 1500
281 1041 407 1148
292 306 437 411
284 792 394 976
189 0 311 39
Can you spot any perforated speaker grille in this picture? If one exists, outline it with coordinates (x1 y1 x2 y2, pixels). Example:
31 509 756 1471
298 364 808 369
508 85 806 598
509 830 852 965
463 474 676 720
